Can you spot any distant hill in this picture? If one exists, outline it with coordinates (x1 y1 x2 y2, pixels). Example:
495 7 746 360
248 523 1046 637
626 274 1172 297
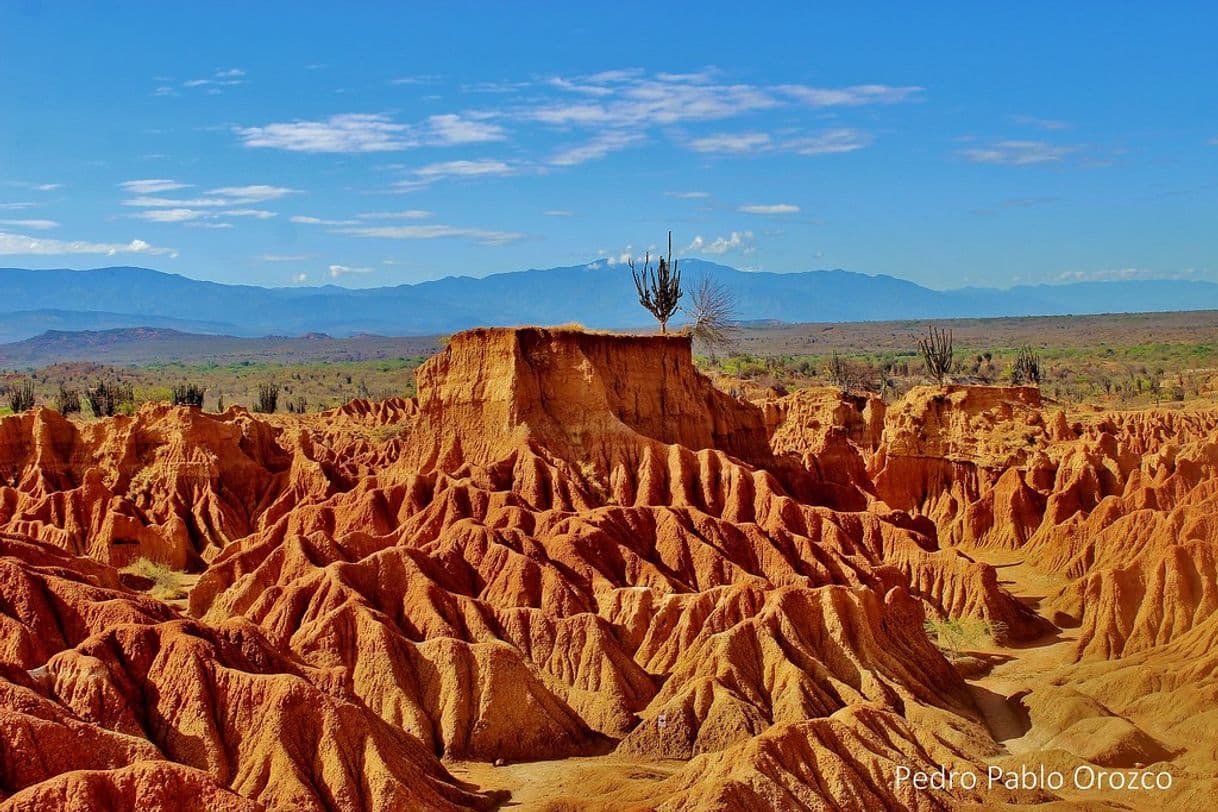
5 262 1218 341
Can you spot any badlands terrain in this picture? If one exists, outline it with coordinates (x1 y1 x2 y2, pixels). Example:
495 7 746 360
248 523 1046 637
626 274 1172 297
1 326 1216 810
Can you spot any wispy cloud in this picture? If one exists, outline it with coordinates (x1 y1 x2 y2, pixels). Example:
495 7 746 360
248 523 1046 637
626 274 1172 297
688 132 772 154
173 68 247 95
0 219 58 230
776 83 923 106
356 210 432 220
425 113 506 144
335 223 526 246
209 185 297 202
222 208 277 219
686 230 755 255
2 181 62 192
549 131 643 165
261 254 312 262
689 128 870 156
0 202 35 210
543 209 574 217
738 203 799 214
236 112 503 153
120 179 192 194
0 231 176 257
665 191 710 199
290 215 358 225
959 140 1077 165
1055 267 1207 283
329 263 373 277
391 159 516 191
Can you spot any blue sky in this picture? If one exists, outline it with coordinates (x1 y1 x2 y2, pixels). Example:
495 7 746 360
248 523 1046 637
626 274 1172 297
1 2 1215 289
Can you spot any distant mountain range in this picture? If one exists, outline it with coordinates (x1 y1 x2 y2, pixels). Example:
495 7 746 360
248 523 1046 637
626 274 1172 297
4 262 1218 341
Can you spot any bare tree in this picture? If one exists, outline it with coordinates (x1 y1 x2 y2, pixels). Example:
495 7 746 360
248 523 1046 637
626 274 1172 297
629 231 683 334
685 276 737 354
918 324 954 385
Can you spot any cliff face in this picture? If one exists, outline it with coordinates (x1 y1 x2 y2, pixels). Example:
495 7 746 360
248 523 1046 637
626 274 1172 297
404 327 772 470
0 327 1216 809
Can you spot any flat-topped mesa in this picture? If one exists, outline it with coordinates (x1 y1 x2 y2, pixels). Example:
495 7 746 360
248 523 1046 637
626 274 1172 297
403 327 772 471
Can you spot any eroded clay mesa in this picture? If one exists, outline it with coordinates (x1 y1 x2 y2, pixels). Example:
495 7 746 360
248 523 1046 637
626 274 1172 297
0 326 1214 809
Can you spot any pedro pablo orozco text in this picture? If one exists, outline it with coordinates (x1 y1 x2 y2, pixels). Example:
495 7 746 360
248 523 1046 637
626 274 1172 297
894 763 1173 793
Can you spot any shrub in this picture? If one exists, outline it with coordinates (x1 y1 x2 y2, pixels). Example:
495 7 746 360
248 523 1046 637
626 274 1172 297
6 379 35 412
170 382 205 408
684 277 737 355
923 616 1007 657
86 380 134 417
255 382 280 413
120 557 190 601
286 394 308 414
54 385 81 415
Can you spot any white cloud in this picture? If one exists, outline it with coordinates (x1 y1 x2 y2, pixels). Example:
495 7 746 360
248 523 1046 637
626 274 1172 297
336 223 525 246
687 128 870 156
425 113 506 144
124 196 232 208
2 181 62 192
686 230 755 255
786 128 873 155
392 159 515 191
776 84 923 106
665 191 710 199
119 179 191 194
356 210 432 220
329 264 373 277
236 112 504 153
688 132 771 154
1054 267 1206 283
0 219 58 230
290 215 358 225
209 185 296 202
960 140 1077 165
222 208 277 219
133 208 206 223
549 131 643 165
237 113 416 153
737 203 799 214
0 231 176 257
292 272 309 283
178 68 247 93
543 209 574 217
262 254 312 262
0 202 35 210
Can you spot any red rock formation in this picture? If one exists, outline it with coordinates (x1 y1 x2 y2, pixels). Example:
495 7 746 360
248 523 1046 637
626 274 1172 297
1 327 1215 808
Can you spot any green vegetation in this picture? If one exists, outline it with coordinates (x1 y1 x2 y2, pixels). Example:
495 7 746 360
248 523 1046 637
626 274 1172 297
923 616 1008 657
121 557 190 601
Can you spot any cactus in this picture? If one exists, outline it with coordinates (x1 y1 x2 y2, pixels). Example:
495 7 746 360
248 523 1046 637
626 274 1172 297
918 325 954 385
629 231 683 334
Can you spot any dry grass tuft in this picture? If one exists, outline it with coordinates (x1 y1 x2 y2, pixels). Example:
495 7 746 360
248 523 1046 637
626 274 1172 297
121 557 191 601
